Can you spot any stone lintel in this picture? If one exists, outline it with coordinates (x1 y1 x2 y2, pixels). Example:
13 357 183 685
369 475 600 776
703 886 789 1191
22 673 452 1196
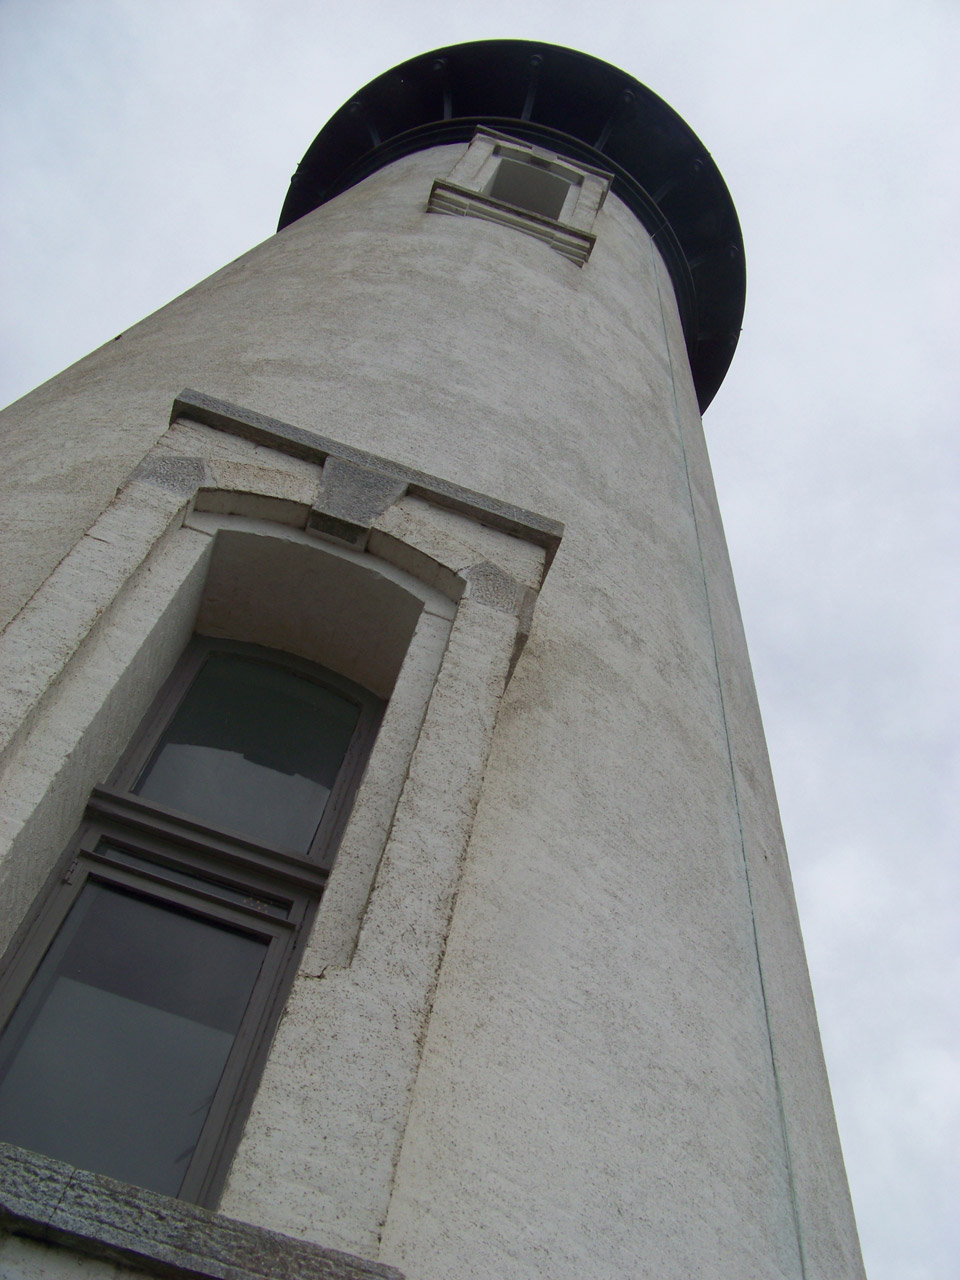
170 389 563 569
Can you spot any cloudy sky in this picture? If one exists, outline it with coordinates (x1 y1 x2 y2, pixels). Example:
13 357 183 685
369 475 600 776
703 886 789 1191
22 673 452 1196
1 2 957 1276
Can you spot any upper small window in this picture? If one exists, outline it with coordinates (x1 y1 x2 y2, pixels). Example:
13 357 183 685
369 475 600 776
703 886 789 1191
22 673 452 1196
428 128 613 266
482 156 574 221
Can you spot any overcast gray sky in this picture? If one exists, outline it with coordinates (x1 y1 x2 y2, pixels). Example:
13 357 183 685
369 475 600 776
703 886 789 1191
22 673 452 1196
1 3 958 1277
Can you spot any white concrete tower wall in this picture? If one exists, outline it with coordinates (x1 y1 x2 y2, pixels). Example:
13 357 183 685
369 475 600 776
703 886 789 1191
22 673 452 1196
0 42 864 1280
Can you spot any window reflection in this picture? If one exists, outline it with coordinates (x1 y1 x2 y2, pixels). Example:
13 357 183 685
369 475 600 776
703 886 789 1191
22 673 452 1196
135 654 360 852
0 882 267 1195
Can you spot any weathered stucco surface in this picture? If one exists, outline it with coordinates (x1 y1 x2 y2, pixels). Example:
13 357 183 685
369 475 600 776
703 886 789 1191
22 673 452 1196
0 144 864 1278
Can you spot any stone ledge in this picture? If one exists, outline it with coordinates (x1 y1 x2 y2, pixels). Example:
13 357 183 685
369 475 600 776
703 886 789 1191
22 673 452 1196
427 179 596 266
0 1144 403 1280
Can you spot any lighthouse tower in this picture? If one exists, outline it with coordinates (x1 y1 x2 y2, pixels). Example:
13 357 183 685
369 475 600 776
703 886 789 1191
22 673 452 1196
0 41 864 1280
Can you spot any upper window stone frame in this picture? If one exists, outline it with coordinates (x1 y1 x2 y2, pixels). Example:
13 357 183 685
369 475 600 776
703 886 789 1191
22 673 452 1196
427 128 613 266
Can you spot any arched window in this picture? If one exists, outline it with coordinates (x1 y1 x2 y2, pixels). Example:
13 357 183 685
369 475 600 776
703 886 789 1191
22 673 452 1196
0 393 557 1239
0 638 381 1204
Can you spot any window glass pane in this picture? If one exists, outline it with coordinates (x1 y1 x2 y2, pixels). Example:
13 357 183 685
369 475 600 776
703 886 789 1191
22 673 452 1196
484 157 572 219
135 654 361 852
0 881 267 1196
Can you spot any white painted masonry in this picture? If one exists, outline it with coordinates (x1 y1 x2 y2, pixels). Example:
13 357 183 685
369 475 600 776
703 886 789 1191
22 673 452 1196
0 58 865 1280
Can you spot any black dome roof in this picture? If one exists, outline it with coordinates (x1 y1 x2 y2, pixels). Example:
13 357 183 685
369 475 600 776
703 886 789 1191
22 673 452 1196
279 40 745 411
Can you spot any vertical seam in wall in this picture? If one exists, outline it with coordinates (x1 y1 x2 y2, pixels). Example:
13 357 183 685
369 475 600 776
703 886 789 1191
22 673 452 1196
652 256 808 1280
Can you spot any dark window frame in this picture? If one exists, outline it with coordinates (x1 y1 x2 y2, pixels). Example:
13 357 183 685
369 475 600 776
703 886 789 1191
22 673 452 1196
0 638 383 1207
